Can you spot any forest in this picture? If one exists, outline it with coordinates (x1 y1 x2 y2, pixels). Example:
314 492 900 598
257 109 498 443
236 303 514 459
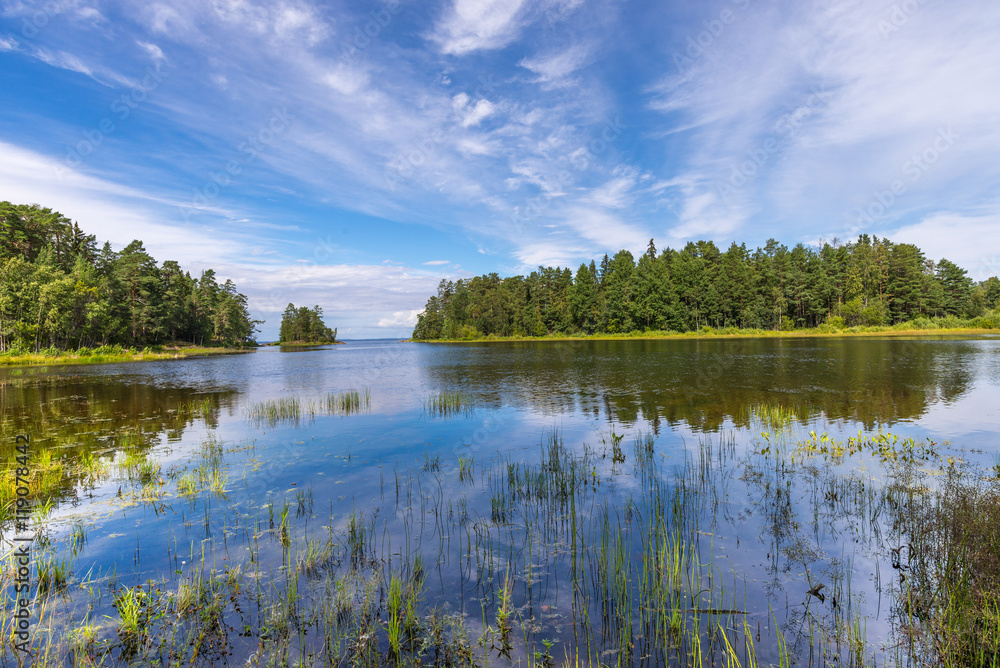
413 236 1000 340
0 201 260 351
278 303 338 343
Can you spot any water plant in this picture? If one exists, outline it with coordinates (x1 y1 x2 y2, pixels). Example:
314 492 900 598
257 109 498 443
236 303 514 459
247 389 371 426
423 390 476 418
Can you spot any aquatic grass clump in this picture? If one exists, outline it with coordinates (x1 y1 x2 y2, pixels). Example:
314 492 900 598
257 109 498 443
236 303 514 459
247 389 370 426
36 553 73 595
324 387 372 415
423 451 441 472
246 396 303 427
898 475 1000 666
80 451 107 483
177 396 217 420
458 456 474 482
747 403 797 434
423 390 476 418
0 448 64 520
177 472 197 497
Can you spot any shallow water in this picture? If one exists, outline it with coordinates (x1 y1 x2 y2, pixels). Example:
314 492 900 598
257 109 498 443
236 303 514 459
3 336 1000 666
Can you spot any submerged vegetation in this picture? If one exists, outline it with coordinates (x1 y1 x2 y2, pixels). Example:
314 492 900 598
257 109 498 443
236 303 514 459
413 234 1000 340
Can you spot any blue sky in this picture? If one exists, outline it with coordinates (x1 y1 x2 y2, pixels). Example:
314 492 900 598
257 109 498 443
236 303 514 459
1 0 999 339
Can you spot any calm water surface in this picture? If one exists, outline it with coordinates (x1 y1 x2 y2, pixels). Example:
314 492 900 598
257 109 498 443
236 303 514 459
3 336 1000 666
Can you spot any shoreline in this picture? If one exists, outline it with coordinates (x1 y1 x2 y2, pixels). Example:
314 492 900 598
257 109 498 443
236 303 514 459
261 340 345 347
410 326 1000 344
0 345 256 368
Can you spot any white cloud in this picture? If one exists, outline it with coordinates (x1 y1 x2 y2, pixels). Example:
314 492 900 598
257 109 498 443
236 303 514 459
232 262 446 336
431 0 529 55
463 99 495 127
513 239 591 269
28 47 136 87
33 48 94 77
0 141 249 266
887 211 1000 281
136 40 166 63
585 170 639 209
518 43 592 84
143 3 195 39
422 260 451 265
648 0 1000 245
322 64 368 95
377 309 424 328
561 207 649 252
0 36 16 51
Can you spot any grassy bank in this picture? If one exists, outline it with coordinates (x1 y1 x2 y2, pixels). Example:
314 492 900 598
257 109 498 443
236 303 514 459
0 343 255 368
413 322 1000 344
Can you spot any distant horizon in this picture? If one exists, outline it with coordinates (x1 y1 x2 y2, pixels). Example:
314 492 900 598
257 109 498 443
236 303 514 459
3 0 998 340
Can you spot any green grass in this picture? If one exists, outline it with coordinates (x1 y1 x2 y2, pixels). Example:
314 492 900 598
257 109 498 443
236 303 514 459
898 475 1000 666
0 448 64 522
265 339 345 347
423 390 476 418
413 322 1000 344
247 389 371 426
0 344 254 368
36 553 72 595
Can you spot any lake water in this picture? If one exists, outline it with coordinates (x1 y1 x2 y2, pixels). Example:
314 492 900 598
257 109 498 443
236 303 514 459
3 336 1000 666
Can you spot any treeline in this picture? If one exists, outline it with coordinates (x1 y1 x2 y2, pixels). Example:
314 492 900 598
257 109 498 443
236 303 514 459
413 236 1000 339
0 202 261 351
279 304 337 343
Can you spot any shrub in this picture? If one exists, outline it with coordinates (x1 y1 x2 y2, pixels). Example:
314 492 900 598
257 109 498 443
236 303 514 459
936 314 965 329
826 315 845 330
456 324 480 340
972 311 1000 329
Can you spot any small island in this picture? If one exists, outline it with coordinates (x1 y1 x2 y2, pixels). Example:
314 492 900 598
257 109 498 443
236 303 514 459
266 303 343 346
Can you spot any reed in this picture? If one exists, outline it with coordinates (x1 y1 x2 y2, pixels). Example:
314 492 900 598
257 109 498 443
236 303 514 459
247 389 371 426
324 387 372 415
423 390 476 418
246 396 302 427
